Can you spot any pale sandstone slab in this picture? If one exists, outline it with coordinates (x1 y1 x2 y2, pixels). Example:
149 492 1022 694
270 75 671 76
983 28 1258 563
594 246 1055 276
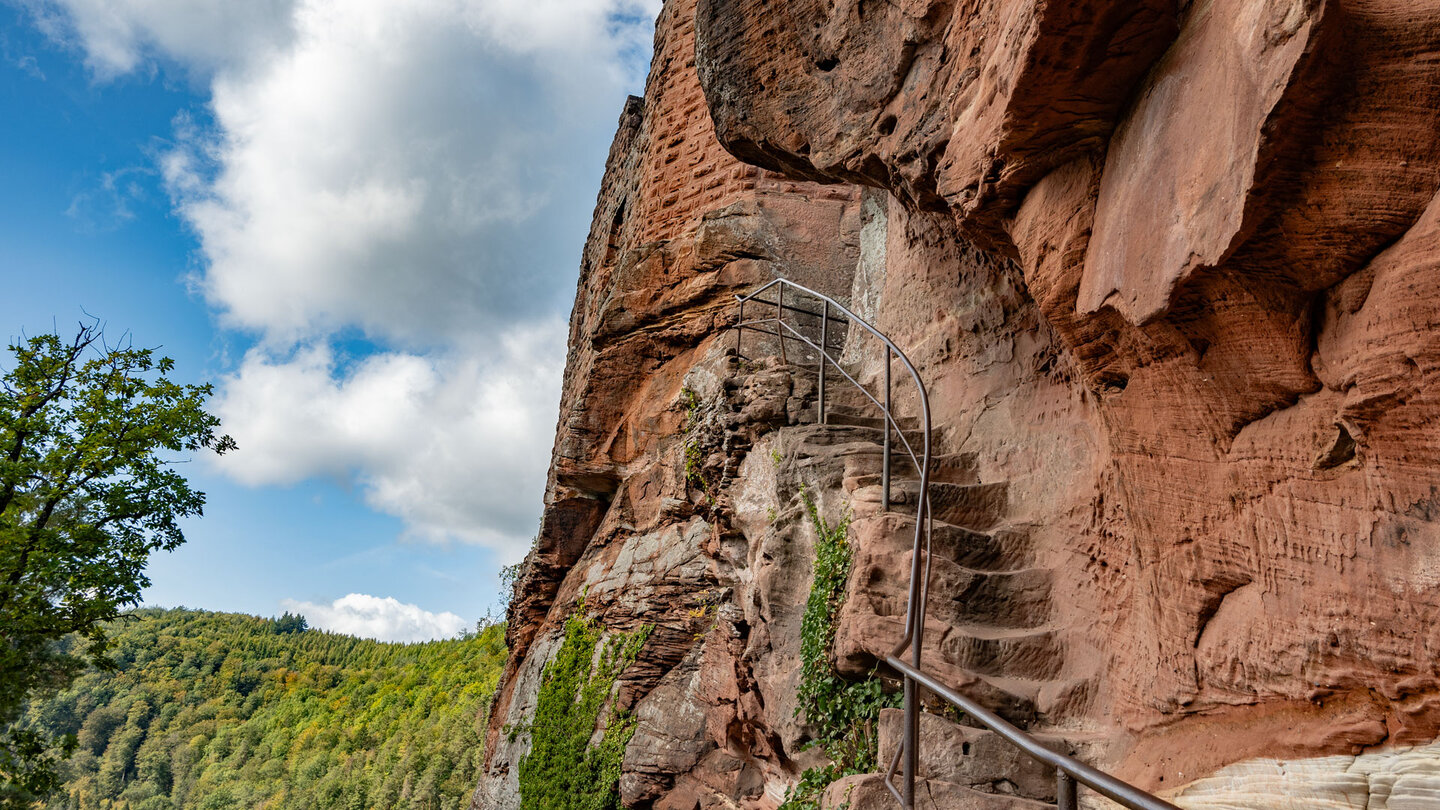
1169 741 1440 809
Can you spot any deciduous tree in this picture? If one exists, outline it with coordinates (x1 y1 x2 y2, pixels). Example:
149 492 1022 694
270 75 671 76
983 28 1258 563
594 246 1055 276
0 322 234 807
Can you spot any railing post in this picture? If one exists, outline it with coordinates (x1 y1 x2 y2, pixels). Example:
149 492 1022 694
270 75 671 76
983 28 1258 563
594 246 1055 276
882 350 892 513
776 285 786 365
903 675 917 809
913 499 927 664
819 300 828 425
1057 770 1077 810
735 299 744 360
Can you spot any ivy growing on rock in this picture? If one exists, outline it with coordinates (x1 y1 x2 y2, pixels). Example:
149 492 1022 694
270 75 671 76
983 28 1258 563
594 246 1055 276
680 386 720 506
684 441 713 503
517 601 652 810
781 489 900 810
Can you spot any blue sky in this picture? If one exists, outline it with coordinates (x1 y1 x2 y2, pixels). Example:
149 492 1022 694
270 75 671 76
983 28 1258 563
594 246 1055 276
1 0 658 641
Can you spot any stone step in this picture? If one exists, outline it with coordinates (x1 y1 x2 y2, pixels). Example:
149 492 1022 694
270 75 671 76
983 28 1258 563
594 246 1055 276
927 561 1052 630
938 626 1065 681
821 380 882 410
834 623 1065 684
784 423 905 450
852 514 1034 572
821 773 1053 810
875 708 1076 804
858 480 1008 530
971 675 1100 724
827 424 928 457
821 408 924 433
842 451 981 487
846 538 1052 630
834 629 1043 727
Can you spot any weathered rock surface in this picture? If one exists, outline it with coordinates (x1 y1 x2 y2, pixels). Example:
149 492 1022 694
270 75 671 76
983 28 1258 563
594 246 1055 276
1168 741 1440 809
475 0 1440 806
1079 0 1340 323
472 1 865 806
695 0 1177 249
691 0 1440 797
821 773 1052 810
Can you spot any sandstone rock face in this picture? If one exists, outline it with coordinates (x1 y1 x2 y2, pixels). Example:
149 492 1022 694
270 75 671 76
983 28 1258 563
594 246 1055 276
472 1 865 806
496 0 858 701
476 0 1440 806
695 0 1177 248
1079 0 1339 323
697 0 1440 790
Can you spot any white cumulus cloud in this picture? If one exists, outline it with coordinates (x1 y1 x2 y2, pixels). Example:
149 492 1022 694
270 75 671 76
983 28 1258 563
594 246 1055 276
210 323 564 553
282 593 468 643
26 0 660 552
38 0 660 344
24 0 297 78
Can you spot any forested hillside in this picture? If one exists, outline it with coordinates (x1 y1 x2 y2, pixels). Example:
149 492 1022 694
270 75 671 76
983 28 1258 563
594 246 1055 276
16 608 506 810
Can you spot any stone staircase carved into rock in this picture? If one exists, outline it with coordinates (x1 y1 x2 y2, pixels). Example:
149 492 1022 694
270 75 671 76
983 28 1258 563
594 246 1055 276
732 279 1181 810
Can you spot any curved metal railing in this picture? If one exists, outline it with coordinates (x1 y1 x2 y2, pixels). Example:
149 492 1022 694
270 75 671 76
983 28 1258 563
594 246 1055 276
731 278 1180 810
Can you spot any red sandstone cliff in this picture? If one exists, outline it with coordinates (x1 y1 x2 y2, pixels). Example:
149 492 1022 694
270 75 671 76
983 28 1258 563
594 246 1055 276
475 0 1440 806
474 2 863 806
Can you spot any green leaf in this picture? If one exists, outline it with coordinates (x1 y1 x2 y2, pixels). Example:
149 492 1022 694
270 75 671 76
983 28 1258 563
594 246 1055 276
0 323 235 803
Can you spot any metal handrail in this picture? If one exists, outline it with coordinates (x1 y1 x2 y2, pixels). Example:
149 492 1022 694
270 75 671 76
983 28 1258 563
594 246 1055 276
731 278 1180 810
734 278 933 651
885 656 1182 810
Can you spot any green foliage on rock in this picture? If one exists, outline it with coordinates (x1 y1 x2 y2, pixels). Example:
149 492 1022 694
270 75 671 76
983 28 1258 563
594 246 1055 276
680 386 718 505
0 324 233 806
796 491 854 722
517 604 651 810
13 607 507 810
781 490 900 810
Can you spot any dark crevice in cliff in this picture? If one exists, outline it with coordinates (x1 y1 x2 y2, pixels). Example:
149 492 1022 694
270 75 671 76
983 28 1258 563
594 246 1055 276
1314 424 1357 470
1192 578 1253 651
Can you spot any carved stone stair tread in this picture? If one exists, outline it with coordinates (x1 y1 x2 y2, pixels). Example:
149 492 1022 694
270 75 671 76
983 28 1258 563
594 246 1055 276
914 480 1010 530
943 623 1062 642
904 667 1095 724
816 421 927 450
822 407 923 431
835 623 1057 697
915 452 982 485
851 513 1033 571
821 773 1053 810
846 525 1052 629
875 708 1076 804
912 667 1043 726
851 480 1008 531
848 556 1052 630
727 355 804 374
787 423 910 450
852 478 1002 524
822 383 886 410
935 626 1064 680
842 452 981 487
927 563 1053 630
974 674 1047 696
973 675 1096 720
